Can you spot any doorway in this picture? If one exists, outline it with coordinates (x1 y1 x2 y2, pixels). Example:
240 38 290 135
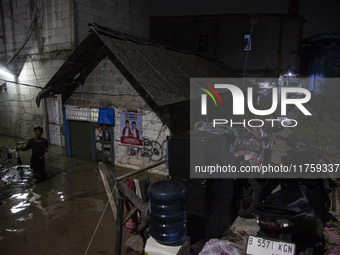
46 98 61 146
69 121 93 160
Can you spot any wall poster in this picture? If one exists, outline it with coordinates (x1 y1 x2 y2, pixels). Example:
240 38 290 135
120 112 143 146
94 124 113 164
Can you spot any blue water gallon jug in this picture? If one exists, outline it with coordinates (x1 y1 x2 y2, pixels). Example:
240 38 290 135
147 180 187 246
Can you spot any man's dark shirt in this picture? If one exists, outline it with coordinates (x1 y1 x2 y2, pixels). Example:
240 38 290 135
23 138 48 157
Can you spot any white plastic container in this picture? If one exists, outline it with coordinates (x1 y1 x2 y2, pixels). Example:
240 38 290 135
144 236 183 255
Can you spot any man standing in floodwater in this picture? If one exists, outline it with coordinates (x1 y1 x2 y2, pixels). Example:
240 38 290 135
20 126 49 179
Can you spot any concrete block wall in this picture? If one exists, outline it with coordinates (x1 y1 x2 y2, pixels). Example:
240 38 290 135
0 0 74 61
75 0 149 43
0 79 44 139
151 14 302 77
0 0 74 141
280 18 302 73
219 15 298 75
218 15 283 74
41 0 74 52
114 109 169 174
150 16 219 60
0 0 150 145
0 0 150 62
0 52 69 139
66 58 170 173
218 15 302 75
68 58 145 109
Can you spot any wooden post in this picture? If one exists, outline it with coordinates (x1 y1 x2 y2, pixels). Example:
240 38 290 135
99 164 117 220
123 207 138 225
337 182 340 205
115 190 124 255
332 182 336 211
99 162 158 254
115 159 168 181
116 180 149 218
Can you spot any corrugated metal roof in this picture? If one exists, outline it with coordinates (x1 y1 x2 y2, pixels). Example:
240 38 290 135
36 23 237 107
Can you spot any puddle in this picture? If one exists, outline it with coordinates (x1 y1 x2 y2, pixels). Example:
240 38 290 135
0 136 171 254
0 140 158 255
0 165 36 204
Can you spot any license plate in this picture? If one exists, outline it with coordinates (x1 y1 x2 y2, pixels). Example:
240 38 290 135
237 140 262 152
246 236 296 255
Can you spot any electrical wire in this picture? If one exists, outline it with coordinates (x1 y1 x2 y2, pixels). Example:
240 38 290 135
288 3 340 40
73 91 140 97
242 17 257 84
7 0 42 64
30 56 41 87
0 8 26 27
0 79 43 89
0 98 36 104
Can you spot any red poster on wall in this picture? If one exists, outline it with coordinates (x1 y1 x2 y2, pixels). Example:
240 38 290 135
120 112 143 146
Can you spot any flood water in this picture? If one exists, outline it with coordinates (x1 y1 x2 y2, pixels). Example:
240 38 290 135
0 135 163 255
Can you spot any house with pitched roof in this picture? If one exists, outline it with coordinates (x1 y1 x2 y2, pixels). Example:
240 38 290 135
37 23 236 170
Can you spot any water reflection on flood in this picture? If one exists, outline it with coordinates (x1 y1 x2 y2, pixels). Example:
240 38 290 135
9 190 48 215
0 166 35 204
11 199 29 214
0 137 166 254
5 227 24 233
0 164 48 216
57 191 65 202
15 215 33 222
0 151 144 255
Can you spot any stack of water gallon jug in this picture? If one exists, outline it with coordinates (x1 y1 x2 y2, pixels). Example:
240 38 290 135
145 180 189 255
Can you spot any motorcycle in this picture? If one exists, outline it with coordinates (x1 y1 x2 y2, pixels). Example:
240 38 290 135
234 126 273 167
193 122 276 218
233 126 274 218
248 184 326 255
247 135 331 255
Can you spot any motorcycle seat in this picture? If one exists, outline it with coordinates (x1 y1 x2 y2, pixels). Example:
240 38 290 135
260 185 311 214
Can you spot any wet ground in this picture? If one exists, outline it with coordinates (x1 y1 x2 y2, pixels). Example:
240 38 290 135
0 135 166 255
2 131 340 255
